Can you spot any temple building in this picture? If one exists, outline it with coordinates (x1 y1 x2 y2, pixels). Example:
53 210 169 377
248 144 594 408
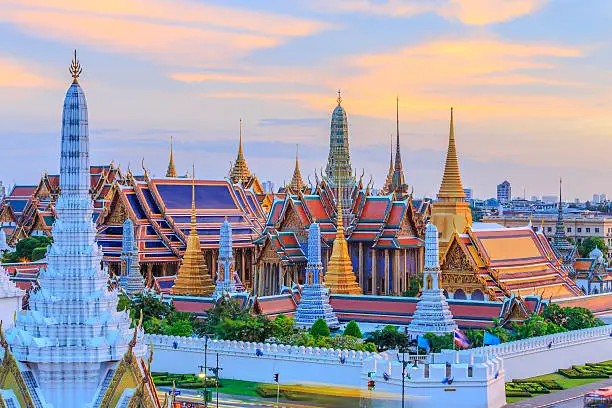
253 93 426 297
381 97 409 199
289 147 307 193
574 247 612 295
214 218 239 297
430 109 583 301
430 108 472 254
170 175 216 296
1 52 160 408
407 223 456 337
294 222 340 329
120 218 146 296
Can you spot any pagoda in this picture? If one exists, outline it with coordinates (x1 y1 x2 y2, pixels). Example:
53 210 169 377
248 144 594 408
170 174 215 296
407 223 457 337
166 136 178 177
324 202 362 295
121 218 146 296
0 266 24 330
430 108 472 255
551 179 577 273
294 222 339 329
325 91 355 223
382 97 409 199
4 51 149 408
214 218 239 298
229 119 251 184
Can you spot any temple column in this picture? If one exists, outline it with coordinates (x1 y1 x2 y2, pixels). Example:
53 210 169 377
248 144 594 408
358 242 364 289
241 248 246 284
384 249 389 295
212 250 218 279
395 250 401 295
279 264 284 292
371 249 377 295
402 248 407 293
146 263 153 287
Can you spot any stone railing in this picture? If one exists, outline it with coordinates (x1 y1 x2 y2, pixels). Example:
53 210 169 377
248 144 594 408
146 334 373 366
472 324 612 359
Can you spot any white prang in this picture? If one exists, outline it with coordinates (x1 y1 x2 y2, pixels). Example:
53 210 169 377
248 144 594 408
407 222 457 337
0 266 24 330
5 70 145 408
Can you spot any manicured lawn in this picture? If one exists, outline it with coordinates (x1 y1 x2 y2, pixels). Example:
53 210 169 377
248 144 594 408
217 379 267 398
528 373 602 389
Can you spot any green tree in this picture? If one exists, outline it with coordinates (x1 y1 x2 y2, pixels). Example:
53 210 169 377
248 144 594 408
269 314 295 341
117 295 131 312
366 325 408 352
511 314 566 340
541 304 603 331
309 319 331 338
423 333 454 352
163 319 194 337
3 236 52 263
465 329 483 348
402 274 422 297
343 321 363 339
130 292 174 323
578 236 607 258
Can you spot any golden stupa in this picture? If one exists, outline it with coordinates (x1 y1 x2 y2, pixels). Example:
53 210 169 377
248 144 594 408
430 107 472 255
324 201 362 295
166 136 178 177
170 173 215 296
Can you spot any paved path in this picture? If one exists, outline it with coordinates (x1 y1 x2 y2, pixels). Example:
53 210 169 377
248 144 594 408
505 378 612 408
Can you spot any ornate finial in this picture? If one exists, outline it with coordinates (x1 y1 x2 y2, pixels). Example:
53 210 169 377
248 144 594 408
191 164 196 229
147 341 154 371
0 321 6 350
528 213 533 227
166 136 178 177
69 49 82 84
337 89 342 105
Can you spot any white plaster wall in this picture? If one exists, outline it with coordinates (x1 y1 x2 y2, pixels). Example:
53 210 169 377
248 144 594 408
0 295 21 330
147 335 369 387
474 324 612 381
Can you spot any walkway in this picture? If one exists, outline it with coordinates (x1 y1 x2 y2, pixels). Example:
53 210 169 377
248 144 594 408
504 377 612 408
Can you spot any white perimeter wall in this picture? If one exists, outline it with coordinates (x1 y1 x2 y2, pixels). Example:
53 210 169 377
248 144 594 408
473 324 612 381
147 335 371 387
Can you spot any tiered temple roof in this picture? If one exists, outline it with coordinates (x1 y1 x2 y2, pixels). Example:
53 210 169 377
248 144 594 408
441 224 583 300
97 177 265 264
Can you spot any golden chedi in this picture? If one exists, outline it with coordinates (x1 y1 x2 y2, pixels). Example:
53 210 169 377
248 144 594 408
430 107 472 255
171 176 215 296
324 202 362 295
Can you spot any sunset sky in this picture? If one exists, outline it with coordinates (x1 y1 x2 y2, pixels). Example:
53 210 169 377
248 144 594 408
1 0 610 200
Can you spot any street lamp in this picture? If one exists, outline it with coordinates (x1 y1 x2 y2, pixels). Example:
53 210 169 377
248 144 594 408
198 334 209 407
208 352 223 408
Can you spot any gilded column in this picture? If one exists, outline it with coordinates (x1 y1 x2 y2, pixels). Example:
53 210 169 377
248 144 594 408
358 242 364 289
384 249 389 295
371 249 377 295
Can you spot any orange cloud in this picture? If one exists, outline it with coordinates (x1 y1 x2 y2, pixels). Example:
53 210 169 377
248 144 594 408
0 1 330 67
0 57 53 88
170 73 296 84
312 0 547 25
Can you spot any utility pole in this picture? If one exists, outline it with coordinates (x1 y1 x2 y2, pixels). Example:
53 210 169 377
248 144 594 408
274 373 280 406
204 335 208 407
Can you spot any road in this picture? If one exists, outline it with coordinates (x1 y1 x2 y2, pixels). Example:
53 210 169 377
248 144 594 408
160 387 322 408
504 377 612 408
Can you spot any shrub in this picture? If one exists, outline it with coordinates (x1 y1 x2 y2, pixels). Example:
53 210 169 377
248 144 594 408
309 319 330 338
343 321 362 339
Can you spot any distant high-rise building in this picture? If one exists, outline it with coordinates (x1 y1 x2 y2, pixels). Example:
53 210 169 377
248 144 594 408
600 194 607 202
574 198 581 204
262 180 275 193
593 194 600 204
497 180 511 203
531 196 539 202
463 188 473 200
542 195 558 204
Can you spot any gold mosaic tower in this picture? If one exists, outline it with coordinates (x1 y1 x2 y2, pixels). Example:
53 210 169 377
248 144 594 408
171 173 215 296
324 201 362 295
431 108 472 255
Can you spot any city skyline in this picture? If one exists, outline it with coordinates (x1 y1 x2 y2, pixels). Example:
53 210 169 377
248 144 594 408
1 0 611 200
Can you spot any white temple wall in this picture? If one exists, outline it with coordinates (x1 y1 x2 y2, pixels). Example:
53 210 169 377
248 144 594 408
146 335 368 386
0 295 21 330
473 324 612 381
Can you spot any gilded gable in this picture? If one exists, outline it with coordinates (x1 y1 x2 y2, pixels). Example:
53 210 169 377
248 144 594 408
107 197 129 226
280 205 303 232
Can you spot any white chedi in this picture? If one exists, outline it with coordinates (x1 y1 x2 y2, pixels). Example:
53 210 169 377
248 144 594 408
407 223 457 337
5 57 145 408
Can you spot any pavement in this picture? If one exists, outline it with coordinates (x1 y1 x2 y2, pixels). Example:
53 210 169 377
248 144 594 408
504 377 612 408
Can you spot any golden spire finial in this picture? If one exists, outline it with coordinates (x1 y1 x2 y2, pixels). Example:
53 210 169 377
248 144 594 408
69 49 82 84
337 89 342 106
166 136 178 177
336 198 344 235
438 107 466 200
238 118 243 156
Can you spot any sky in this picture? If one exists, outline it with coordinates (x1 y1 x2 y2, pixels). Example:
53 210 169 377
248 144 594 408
0 0 611 201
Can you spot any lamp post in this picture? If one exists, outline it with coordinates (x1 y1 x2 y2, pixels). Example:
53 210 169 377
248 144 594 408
207 352 223 408
198 334 209 407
